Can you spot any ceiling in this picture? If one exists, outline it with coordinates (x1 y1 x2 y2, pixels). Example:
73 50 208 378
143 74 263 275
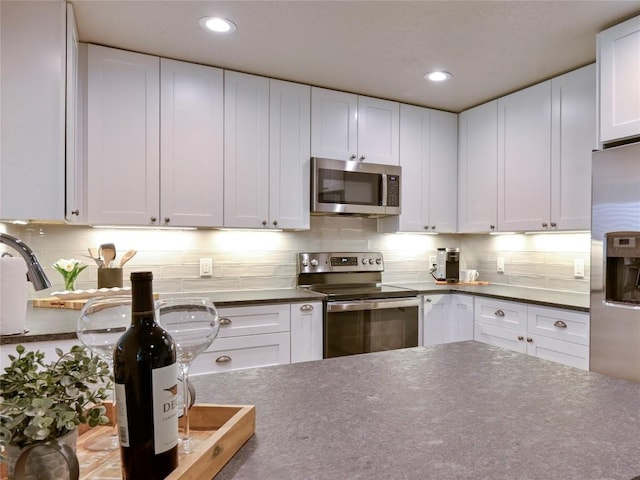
70 0 640 113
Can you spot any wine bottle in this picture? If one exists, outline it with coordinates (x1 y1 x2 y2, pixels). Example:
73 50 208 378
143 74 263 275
113 272 179 479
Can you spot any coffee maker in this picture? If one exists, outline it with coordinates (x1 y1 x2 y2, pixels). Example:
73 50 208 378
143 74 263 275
432 247 460 283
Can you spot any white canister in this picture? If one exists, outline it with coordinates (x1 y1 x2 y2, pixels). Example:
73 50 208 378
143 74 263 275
0 255 29 335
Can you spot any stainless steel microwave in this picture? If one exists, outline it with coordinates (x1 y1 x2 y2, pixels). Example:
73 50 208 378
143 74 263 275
311 157 401 218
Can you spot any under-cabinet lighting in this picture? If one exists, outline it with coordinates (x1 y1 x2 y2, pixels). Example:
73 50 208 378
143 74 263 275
524 230 590 235
92 225 197 231
199 17 237 33
489 231 519 235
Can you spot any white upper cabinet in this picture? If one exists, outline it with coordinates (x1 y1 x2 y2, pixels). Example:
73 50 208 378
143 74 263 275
87 45 160 225
160 59 224 227
458 100 498 233
311 87 399 164
551 64 597 231
497 81 552 232
379 105 457 233
65 4 85 224
1 1 66 221
225 72 310 229
224 71 270 228
269 79 311 230
598 15 640 144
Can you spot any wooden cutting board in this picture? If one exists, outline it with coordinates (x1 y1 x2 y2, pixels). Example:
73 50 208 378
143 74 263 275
33 294 159 310
435 281 489 286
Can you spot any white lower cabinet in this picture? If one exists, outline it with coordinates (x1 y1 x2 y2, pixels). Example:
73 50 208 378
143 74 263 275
474 298 590 370
290 302 323 363
190 301 323 375
423 294 473 346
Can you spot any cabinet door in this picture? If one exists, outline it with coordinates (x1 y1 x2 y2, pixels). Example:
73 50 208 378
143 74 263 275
526 334 589 370
450 294 474 342
269 80 311 230
423 294 450 345
474 323 527 354
160 59 223 227
65 5 85 224
87 45 160 225
458 101 498 233
290 302 323 363
497 82 552 232
311 87 358 161
223 71 270 228
551 64 596 230
357 96 400 165
428 110 458 232
395 104 430 232
474 297 527 330
1 1 66 221
598 15 640 144
527 305 589 346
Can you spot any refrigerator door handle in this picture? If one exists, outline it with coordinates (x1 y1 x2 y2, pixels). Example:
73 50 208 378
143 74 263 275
602 300 640 310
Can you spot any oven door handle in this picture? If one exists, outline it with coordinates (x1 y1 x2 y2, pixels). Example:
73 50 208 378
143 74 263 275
326 297 420 312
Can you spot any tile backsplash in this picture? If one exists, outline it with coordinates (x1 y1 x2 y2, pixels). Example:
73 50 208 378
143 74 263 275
1 217 590 298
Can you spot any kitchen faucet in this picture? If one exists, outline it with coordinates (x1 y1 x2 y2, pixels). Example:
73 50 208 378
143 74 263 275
0 232 51 290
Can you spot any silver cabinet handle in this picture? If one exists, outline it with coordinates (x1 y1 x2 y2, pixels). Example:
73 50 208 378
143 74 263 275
71 209 79 216
164 217 170 224
219 317 232 326
215 355 232 364
425 298 432 303
150 216 157 223
350 154 357 160
423 226 430 230
262 220 267 226
272 220 278 226
359 155 366 161
553 320 567 328
526 337 533 343
490 225 495 230
431 225 436 230
550 222 557 228
542 222 548 228
300 304 314 312
517 335 524 341
495 309 505 317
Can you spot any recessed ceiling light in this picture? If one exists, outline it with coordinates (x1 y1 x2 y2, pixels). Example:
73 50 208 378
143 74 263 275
425 71 452 82
199 17 237 33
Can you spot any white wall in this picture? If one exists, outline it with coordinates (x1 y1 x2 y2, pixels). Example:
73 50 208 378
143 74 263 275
2 218 590 297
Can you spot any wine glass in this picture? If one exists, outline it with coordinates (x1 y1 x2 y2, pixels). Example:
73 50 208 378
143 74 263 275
77 295 131 451
157 297 219 454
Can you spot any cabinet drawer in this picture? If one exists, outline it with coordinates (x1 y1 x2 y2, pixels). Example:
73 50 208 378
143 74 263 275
190 332 290 375
217 304 290 338
527 334 589 370
474 298 527 330
527 306 589 346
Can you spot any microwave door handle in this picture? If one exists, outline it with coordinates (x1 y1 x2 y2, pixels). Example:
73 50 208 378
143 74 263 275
381 173 387 207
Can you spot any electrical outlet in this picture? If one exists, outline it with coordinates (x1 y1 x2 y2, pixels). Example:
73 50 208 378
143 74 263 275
497 257 505 273
574 259 585 278
199 258 213 277
429 255 437 267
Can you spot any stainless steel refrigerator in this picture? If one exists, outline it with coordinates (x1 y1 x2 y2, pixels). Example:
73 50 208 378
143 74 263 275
591 141 640 383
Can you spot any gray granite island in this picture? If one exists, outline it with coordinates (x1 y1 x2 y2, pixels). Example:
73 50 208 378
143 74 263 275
191 342 640 480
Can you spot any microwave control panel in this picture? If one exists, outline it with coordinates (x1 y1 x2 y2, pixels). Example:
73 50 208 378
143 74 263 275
387 175 400 207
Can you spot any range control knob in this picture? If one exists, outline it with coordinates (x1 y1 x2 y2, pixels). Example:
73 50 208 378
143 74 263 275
376 258 382 265
301 259 310 267
310 259 319 267
362 258 368 265
368 258 375 264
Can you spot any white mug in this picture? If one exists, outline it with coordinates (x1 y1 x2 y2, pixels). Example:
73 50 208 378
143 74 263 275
466 269 479 282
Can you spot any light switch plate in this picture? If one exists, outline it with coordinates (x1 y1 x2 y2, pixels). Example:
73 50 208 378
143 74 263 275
199 258 213 277
574 259 585 278
497 257 505 273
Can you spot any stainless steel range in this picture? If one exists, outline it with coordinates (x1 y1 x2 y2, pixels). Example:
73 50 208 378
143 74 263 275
297 252 420 358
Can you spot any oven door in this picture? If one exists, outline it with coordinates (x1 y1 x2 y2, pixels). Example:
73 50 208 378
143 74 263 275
324 297 420 358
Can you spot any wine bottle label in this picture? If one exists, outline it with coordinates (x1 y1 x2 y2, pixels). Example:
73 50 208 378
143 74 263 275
152 362 179 454
115 383 130 447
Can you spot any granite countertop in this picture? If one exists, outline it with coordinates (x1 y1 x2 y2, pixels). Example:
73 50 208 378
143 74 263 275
1 284 588 345
192 342 640 480
396 282 590 312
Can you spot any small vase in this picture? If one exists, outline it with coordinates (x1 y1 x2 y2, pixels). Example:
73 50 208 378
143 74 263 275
64 277 77 292
5 429 79 480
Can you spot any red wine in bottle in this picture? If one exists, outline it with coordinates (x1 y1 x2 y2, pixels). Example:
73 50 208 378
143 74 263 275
113 272 179 479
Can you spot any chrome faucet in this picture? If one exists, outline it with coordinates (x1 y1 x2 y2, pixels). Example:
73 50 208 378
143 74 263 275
0 232 51 291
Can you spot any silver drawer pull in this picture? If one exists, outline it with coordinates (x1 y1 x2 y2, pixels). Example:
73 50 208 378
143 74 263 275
553 320 567 328
219 317 232 326
300 304 314 312
526 337 533 343
517 335 524 341
215 355 232 364
495 309 505 317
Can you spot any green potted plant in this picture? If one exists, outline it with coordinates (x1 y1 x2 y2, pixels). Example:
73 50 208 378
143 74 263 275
0 344 111 479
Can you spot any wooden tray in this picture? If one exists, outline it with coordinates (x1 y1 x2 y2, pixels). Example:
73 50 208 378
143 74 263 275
77 404 255 479
435 281 489 286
